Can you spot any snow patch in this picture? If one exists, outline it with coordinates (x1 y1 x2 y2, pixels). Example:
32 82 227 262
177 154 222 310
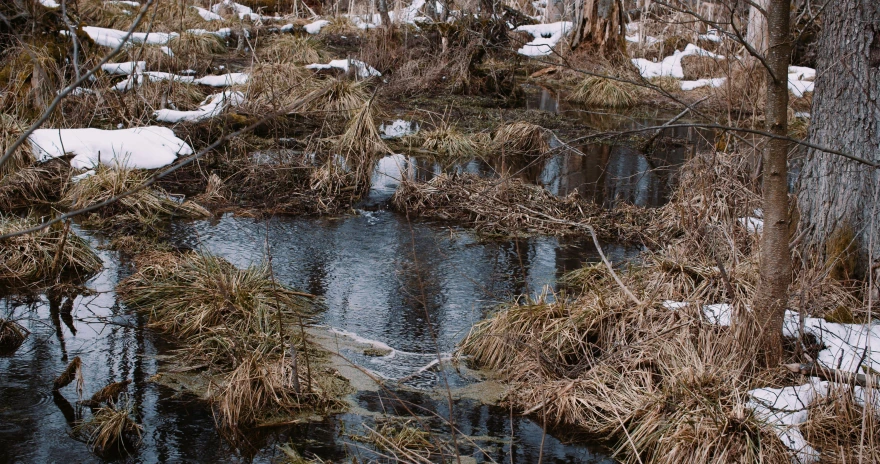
306 59 381 78
515 21 572 57
379 120 419 139
193 72 249 87
194 6 223 21
101 61 145 75
304 19 330 34
29 126 193 169
632 43 724 79
39 0 60 8
154 90 244 123
680 77 726 91
83 26 178 48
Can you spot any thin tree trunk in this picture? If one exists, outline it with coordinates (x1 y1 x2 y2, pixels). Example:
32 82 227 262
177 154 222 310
751 0 792 367
377 0 391 27
798 0 880 278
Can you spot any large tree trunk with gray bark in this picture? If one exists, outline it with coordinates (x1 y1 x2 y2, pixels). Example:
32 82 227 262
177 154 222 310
798 0 880 281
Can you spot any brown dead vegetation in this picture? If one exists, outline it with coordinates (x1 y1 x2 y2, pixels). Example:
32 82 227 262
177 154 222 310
117 251 348 430
458 151 870 463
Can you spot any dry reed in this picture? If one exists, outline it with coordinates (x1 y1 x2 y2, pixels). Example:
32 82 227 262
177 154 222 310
571 76 638 108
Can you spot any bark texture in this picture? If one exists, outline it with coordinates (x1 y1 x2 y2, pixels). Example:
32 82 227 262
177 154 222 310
798 0 880 274
571 0 624 57
752 0 791 366
746 0 769 55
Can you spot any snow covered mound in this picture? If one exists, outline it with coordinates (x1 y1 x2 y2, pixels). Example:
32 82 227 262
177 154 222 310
515 22 572 57
154 90 244 123
29 127 193 169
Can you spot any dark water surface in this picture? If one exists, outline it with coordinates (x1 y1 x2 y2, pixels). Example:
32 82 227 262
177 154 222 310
1 94 701 463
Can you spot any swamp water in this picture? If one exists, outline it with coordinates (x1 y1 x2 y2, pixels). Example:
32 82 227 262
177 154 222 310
1 98 698 463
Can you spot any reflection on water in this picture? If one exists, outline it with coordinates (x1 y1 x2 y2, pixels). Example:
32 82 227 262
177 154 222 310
1 212 630 462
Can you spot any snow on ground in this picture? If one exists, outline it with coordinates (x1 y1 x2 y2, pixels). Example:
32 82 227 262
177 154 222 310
211 0 263 21
193 72 249 87
625 34 660 46
514 21 572 57
788 66 816 98
664 298 880 462
29 126 192 169
379 120 419 139
632 43 724 79
194 6 223 21
83 26 177 48
38 0 60 8
680 77 726 91
187 27 235 38
738 216 763 233
306 59 381 78
112 72 195 91
101 61 145 75
154 90 244 123
108 0 141 6
698 28 723 43
303 19 330 34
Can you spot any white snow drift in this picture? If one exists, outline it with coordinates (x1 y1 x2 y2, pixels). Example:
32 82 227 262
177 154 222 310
154 90 244 123
29 126 193 169
515 21 572 57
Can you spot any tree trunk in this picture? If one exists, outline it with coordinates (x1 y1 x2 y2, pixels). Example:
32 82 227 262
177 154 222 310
377 0 391 27
746 0 769 55
571 0 624 57
798 0 880 279
751 0 792 367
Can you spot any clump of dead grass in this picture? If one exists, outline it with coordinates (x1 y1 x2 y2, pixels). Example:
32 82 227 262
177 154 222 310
0 113 34 178
489 121 550 157
356 418 450 460
295 77 371 121
457 151 870 462
258 35 323 64
412 123 479 164
0 158 69 211
76 396 143 458
118 251 346 429
571 76 638 108
63 166 209 234
392 173 652 241
166 32 227 70
244 63 312 111
800 385 880 462
0 318 29 354
0 216 102 287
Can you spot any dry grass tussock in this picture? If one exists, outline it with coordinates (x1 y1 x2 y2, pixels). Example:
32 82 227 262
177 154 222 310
392 173 653 241
490 121 550 157
257 35 323 65
355 418 452 461
117 251 346 429
571 75 638 108
0 319 29 354
800 385 880 462
0 113 34 178
243 63 311 112
295 77 371 121
76 0 210 33
0 159 69 211
409 123 481 164
0 216 102 287
63 166 209 234
166 32 227 71
459 151 869 462
75 396 143 458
